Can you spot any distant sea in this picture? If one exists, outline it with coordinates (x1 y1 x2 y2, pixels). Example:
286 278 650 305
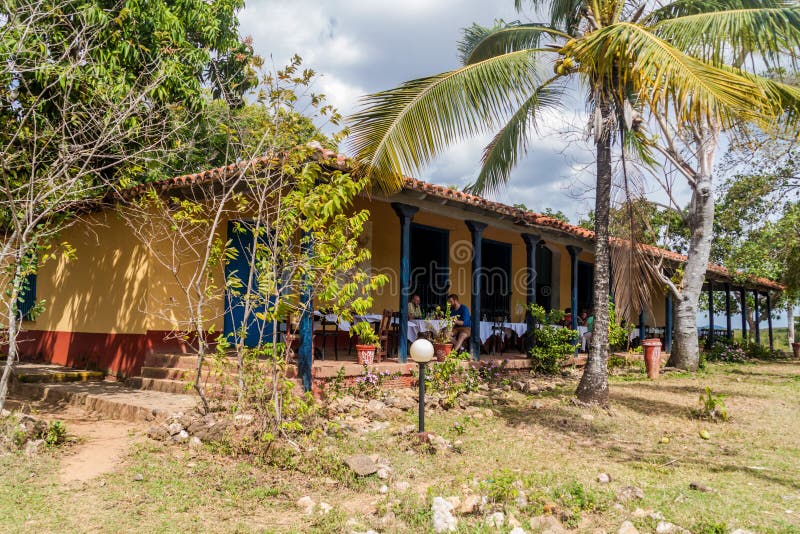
697 305 799 328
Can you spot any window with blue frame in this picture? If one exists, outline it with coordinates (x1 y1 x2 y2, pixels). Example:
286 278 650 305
16 271 37 321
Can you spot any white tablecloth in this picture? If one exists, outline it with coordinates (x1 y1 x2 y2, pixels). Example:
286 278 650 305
478 321 528 343
406 319 448 341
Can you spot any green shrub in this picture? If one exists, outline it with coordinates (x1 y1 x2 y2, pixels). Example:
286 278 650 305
45 421 67 446
528 304 578 374
691 387 728 422
705 339 748 363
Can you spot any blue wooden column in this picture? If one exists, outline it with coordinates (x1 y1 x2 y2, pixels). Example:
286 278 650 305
466 220 488 360
766 291 774 350
725 283 733 340
665 293 673 352
391 202 419 363
565 246 581 331
740 287 748 341
708 282 715 346
521 234 541 331
298 232 313 392
753 289 761 345
639 310 646 343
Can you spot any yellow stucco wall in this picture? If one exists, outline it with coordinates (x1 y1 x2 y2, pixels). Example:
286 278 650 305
24 210 149 334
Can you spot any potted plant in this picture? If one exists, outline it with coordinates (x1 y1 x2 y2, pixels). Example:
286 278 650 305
427 304 455 361
351 321 380 365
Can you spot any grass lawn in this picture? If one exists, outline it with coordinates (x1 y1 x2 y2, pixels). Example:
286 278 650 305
2 360 799 533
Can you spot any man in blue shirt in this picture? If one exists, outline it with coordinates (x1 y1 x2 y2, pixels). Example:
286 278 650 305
447 293 471 352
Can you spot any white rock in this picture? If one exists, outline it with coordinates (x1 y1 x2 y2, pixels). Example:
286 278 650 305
486 511 504 528
297 496 315 515
597 473 612 484
510 528 528 534
394 481 411 492
618 521 640 534
24 439 44 456
656 521 690 534
174 429 189 443
377 467 391 479
515 491 528 508
1 409 11 417
188 436 202 449
530 515 567 534
446 496 461 509
318 502 333 514
167 422 183 435
234 413 254 427
379 485 388 494
431 496 457 532
729 530 757 534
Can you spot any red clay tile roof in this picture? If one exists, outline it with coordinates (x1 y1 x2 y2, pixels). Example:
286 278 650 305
136 150 783 292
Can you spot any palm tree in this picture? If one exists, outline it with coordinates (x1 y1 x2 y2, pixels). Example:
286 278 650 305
348 0 800 404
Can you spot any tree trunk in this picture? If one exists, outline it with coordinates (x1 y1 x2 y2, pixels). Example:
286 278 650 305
788 303 795 345
667 125 718 370
576 106 611 405
0 262 25 412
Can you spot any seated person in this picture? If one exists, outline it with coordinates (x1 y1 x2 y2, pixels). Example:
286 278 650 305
577 309 588 327
407 293 423 319
447 293 471 352
562 307 573 327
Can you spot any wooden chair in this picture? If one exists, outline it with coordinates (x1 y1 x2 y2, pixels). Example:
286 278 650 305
316 313 340 360
375 309 393 363
390 311 401 355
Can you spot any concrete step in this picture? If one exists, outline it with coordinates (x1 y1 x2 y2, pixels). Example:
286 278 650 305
10 380 196 423
13 363 105 384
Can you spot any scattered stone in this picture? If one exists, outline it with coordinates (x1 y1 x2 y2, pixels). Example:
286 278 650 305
515 490 528 508
655 521 690 534
345 454 378 476
133 473 144 481
297 496 315 515
377 467 392 479
486 511 505 528
379 484 388 494
529 514 567 534
234 413 254 427
597 472 612 484
431 496 457 532
617 486 645 502
483 408 494 418
510 527 528 534
729 530 757 534
689 482 713 493
146 425 169 441
1 409 11 418
394 481 411 492
173 430 189 443
24 439 44 456
581 413 595 421
458 494 481 515
318 502 333 514
446 496 461 510
188 436 202 449
617 520 640 534
167 422 183 436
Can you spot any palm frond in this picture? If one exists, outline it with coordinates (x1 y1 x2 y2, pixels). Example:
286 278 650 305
643 0 788 24
566 22 773 128
467 77 566 195
459 22 569 65
514 0 584 32
727 67 800 130
651 5 800 65
347 50 548 193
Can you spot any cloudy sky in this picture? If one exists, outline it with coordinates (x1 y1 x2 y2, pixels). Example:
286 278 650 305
239 0 598 223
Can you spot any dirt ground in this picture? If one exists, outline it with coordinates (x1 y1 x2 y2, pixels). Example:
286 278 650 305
1 360 799 533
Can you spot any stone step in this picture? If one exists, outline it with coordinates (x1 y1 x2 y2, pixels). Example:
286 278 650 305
10 380 196 423
13 363 105 384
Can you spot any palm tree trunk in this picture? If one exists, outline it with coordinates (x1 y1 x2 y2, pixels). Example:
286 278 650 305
667 126 718 370
576 107 611 405
788 304 795 345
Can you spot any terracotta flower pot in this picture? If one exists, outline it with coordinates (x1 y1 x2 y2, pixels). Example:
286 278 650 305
792 342 800 359
356 344 376 365
433 342 453 362
641 338 662 380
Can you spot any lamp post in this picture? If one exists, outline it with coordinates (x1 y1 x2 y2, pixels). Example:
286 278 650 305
410 338 434 433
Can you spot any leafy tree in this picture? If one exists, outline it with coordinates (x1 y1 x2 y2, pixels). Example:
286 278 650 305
0 0 254 411
347 0 794 403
